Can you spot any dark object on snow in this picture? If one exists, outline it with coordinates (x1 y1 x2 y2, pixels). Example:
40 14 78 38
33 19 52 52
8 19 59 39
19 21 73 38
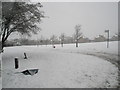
15 57 19 69
24 52 28 59
21 69 39 76
53 46 55 48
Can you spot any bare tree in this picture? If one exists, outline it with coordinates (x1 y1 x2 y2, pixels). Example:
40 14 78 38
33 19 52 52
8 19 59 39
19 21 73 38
59 33 65 47
74 25 82 47
39 35 44 46
45 39 49 46
50 35 57 47
1 2 44 50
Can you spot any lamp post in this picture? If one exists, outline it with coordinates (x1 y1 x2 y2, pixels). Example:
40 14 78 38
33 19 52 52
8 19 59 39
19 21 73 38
105 30 109 48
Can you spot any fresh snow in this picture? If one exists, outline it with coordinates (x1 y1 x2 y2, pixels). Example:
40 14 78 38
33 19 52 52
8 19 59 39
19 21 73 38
2 41 118 88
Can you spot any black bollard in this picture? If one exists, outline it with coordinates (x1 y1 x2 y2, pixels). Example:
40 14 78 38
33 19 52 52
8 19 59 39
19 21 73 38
15 57 19 69
24 52 28 59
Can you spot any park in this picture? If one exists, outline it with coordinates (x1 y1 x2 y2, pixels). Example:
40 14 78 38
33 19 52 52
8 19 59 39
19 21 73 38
0 1 119 88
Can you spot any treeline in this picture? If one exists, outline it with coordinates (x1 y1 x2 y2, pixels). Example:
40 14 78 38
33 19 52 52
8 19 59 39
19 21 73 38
3 33 119 47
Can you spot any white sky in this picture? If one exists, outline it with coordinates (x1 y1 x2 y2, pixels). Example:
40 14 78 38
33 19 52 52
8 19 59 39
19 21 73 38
8 1 118 40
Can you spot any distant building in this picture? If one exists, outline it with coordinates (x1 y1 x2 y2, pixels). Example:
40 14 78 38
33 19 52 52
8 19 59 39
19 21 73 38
110 35 118 41
14 42 21 46
94 35 106 42
79 37 90 43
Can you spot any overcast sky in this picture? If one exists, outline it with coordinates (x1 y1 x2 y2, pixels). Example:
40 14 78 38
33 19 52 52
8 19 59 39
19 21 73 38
9 2 118 40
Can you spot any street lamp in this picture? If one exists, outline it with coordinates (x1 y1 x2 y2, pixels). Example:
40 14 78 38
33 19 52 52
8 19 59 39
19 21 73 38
105 30 109 48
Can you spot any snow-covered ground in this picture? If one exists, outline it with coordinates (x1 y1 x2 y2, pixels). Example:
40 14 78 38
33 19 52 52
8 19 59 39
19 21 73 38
2 41 118 88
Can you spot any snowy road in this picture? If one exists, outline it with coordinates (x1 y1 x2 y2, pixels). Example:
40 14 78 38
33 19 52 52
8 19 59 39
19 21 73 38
2 43 118 88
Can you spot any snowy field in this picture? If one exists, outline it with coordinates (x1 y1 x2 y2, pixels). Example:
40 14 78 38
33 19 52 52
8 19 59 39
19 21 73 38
2 41 119 88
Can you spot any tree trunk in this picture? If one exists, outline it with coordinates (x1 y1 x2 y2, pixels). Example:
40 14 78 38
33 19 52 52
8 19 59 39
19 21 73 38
1 28 11 50
76 41 78 47
2 36 8 50
61 42 63 47
1 40 5 52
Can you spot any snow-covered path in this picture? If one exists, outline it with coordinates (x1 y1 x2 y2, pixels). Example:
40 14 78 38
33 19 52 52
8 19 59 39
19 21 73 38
2 43 118 88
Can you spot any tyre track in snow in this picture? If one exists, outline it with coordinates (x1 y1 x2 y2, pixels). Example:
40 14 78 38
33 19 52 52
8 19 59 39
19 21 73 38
52 48 119 88
78 52 120 88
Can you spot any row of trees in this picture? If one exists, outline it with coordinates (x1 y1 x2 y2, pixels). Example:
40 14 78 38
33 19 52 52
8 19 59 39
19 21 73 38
5 31 119 47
